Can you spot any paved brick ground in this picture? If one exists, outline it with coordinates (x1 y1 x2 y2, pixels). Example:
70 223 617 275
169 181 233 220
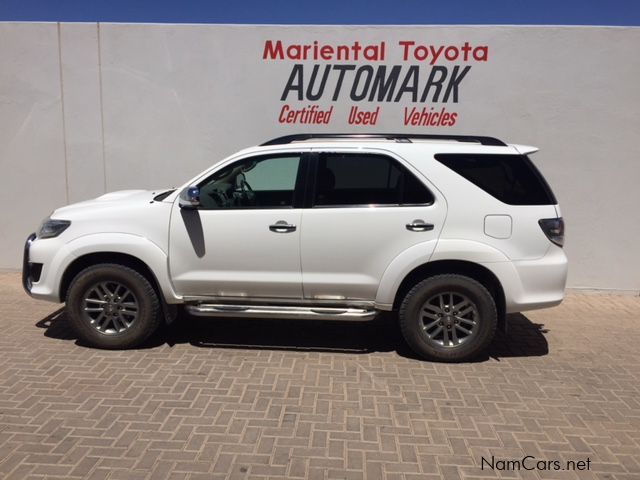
1 272 639 480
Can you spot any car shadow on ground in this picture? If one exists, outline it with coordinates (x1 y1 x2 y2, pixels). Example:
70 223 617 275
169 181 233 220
36 309 548 362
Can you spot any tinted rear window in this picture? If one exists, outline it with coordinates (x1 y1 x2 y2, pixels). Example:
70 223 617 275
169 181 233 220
315 153 435 206
434 154 557 205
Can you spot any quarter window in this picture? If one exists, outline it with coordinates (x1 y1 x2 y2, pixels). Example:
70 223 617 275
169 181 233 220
434 154 557 205
313 153 434 207
198 155 301 209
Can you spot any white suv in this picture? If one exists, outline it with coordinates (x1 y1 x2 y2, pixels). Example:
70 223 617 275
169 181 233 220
23 134 567 362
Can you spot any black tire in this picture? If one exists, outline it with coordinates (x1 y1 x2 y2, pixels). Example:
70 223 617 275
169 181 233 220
399 274 497 362
66 264 161 349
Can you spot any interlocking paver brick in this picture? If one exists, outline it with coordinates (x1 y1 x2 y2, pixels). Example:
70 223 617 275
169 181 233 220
1 272 639 479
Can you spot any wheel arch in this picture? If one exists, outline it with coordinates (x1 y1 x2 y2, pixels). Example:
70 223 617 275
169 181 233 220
60 252 163 304
392 260 507 332
59 251 179 325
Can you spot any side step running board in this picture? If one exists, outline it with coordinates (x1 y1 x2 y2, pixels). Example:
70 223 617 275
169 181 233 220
186 304 377 321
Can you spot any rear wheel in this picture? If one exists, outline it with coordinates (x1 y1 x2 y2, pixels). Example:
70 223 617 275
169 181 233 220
399 274 497 362
66 264 161 349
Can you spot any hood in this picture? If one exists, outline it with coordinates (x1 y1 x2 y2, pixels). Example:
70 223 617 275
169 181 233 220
52 189 167 219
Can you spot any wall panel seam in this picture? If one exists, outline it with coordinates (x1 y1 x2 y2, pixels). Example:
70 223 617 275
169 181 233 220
97 22 107 194
57 22 70 204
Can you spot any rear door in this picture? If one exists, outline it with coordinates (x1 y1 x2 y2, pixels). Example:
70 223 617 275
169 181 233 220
300 150 446 301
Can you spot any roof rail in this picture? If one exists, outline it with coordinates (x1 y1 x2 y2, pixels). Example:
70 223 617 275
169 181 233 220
260 133 507 147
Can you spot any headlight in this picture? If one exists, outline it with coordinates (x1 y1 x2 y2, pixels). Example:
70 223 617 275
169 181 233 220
37 218 71 239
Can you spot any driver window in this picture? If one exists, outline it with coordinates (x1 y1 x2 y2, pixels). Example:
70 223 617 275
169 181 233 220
198 155 301 209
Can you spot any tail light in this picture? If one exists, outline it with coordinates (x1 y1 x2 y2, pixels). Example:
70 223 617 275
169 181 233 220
538 217 565 247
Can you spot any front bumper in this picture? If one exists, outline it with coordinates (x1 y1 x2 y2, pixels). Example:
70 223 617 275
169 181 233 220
22 233 40 295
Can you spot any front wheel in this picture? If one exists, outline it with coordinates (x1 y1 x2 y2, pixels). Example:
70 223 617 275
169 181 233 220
399 274 497 362
66 264 161 349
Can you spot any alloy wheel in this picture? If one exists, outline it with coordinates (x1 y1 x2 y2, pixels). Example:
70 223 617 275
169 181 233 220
419 292 479 347
82 281 139 335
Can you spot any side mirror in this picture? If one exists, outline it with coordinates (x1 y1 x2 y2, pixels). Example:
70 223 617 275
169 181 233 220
179 185 200 209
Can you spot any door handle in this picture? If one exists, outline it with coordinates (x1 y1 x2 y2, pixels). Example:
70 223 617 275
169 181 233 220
269 220 297 233
406 220 434 232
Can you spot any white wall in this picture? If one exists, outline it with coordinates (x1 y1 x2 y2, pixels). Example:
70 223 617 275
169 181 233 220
1 23 639 291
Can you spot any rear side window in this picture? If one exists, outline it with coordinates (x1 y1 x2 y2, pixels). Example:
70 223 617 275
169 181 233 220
434 154 557 205
314 153 434 207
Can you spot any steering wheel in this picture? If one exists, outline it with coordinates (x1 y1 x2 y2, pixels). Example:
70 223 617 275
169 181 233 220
231 174 255 206
242 178 254 193
241 178 255 205
208 187 229 207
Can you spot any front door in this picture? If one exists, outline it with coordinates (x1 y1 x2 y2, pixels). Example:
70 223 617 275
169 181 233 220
169 153 306 299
